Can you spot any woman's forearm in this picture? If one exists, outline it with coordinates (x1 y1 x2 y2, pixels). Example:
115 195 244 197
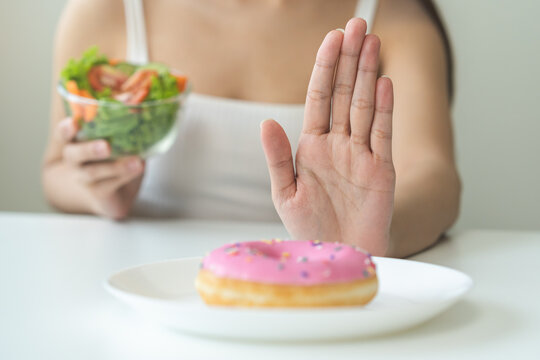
387 162 461 258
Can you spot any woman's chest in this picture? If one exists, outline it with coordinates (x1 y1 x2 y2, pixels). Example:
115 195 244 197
140 0 358 103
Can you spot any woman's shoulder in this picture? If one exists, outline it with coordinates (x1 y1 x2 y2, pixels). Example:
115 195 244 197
55 0 126 60
374 0 450 67
375 0 444 36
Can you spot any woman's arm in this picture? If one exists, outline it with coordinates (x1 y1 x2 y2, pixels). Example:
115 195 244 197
261 1 460 258
42 0 144 219
376 0 461 257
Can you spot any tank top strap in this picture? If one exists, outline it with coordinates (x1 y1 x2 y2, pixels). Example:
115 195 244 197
355 0 379 33
123 0 149 64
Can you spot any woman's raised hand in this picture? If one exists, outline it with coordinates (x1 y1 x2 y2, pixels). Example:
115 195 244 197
54 117 145 219
261 18 395 255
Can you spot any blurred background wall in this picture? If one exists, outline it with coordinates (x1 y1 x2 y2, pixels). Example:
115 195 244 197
0 0 538 230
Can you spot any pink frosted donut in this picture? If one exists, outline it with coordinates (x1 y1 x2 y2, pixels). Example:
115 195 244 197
195 239 378 307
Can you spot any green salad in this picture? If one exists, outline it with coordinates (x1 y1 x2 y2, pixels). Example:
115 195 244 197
59 46 189 157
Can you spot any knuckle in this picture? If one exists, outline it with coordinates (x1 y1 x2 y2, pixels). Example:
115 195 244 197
351 97 374 111
271 157 293 170
333 82 354 96
339 49 361 59
358 64 378 75
372 128 392 140
307 88 331 102
314 58 335 70
373 152 393 165
84 142 98 158
376 105 394 115
350 133 368 146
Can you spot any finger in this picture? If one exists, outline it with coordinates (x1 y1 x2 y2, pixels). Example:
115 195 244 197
350 34 381 147
331 18 367 135
63 139 111 166
90 163 145 196
303 30 343 135
370 76 394 162
55 117 78 143
260 119 296 201
77 156 143 184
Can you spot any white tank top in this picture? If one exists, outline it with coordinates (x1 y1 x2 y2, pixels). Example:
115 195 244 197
129 0 379 221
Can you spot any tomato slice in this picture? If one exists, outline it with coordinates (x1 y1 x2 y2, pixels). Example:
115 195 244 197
99 65 129 91
87 66 104 92
125 86 150 105
121 70 156 93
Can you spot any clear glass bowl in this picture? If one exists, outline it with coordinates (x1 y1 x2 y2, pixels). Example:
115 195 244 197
57 78 191 158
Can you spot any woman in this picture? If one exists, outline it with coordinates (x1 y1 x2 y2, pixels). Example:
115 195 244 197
42 0 461 257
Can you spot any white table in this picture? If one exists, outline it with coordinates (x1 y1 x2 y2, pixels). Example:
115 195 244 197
0 213 539 359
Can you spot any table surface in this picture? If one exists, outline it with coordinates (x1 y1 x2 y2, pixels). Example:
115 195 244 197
0 212 539 360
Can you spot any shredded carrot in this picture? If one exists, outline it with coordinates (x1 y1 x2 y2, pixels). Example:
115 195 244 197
174 75 187 92
66 80 79 95
78 90 93 98
78 90 98 122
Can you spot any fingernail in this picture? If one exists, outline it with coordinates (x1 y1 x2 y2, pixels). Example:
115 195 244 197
93 141 109 157
127 158 141 172
381 74 390 79
336 28 345 34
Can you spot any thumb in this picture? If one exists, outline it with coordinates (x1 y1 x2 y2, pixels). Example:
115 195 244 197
56 117 79 143
260 119 296 201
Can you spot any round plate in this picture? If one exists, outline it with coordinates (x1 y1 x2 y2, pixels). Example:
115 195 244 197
105 257 473 341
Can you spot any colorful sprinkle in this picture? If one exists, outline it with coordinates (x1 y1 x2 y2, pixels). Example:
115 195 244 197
334 246 343 252
363 270 369 278
274 238 283 243
300 270 309 278
281 252 290 259
297 256 308 263
261 239 273 245
277 263 285 271
245 256 253 263
329 254 335 261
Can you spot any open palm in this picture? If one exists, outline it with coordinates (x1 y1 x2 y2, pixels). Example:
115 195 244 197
261 19 395 256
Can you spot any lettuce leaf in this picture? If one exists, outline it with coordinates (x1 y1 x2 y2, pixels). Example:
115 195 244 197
60 46 108 92
146 72 179 101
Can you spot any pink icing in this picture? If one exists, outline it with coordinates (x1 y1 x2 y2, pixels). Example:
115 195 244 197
201 239 376 285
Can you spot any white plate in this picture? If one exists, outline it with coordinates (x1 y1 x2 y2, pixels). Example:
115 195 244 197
105 257 473 341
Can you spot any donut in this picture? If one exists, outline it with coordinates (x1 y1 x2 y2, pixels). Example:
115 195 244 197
195 239 377 307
